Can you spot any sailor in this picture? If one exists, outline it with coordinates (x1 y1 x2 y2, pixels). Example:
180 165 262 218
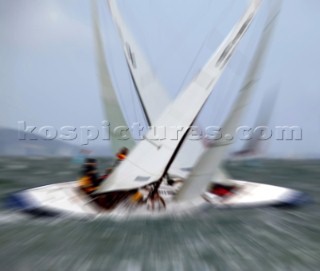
79 158 99 195
130 189 144 204
113 147 129 167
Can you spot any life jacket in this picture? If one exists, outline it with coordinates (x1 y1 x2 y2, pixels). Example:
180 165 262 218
131 191 143 202
79 176 97 194
117 153 126 160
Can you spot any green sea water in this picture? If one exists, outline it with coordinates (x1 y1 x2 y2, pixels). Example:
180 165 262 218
0 157 319 271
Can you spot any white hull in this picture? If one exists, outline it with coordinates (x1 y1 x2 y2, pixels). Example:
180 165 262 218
6 180 308 219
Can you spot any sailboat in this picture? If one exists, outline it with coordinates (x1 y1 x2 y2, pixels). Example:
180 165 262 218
6 0 308 218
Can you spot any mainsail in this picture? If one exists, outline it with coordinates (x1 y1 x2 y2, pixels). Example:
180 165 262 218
107 0 170 124
175 0 282 201
107 0 204 177
91 1 135 154
97 0 261 194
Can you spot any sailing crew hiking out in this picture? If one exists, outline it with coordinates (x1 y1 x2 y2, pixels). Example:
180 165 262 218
79 158 100 195
78 158 112 196
79 147 129 197
78 150 170 211
78 148 151 210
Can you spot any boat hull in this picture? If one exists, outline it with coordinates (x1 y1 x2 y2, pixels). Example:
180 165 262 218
6 180 309 219
202 180 309 209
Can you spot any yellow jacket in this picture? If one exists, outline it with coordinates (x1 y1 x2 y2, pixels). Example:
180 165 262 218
79 176 97 193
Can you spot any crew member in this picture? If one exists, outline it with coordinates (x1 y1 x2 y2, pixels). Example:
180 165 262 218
113 147 129 167
79 158 99 195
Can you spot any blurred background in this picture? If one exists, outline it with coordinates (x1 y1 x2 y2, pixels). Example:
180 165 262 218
0 0 320 270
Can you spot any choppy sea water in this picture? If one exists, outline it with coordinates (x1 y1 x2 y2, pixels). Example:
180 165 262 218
0 157 319 271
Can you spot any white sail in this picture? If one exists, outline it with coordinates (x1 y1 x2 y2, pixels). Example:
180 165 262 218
91 0 135 154
107 0 170 124
231 83 279 157
107 0 204 177
97 0 261 194
175 0 282 201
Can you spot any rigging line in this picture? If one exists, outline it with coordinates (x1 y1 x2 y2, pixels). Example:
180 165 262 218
176 0 236 93
126 55 140 125
107 67 136 134
153 117 198 193
152 126 192 193
129 73 139 124
125 58 152 127
143 135 162 150
214 7 267 123
203 6 259 126
176 33 208 93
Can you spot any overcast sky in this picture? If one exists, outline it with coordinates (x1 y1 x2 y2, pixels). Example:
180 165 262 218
1 0 319 157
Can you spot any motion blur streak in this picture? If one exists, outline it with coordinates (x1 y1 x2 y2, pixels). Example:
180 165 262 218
0 157 319 271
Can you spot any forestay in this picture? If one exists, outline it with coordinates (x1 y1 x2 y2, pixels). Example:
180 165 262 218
97 0 261 194
175 0 282 201
91 1 135 154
